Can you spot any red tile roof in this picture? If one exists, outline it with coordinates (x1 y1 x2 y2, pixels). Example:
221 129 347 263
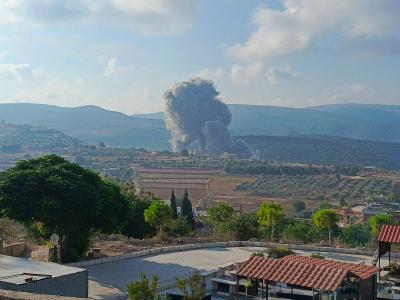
237 255 378 292
282 255 379 280
378 224 400 243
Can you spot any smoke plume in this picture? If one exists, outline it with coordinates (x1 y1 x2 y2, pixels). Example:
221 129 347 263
164 78 251 158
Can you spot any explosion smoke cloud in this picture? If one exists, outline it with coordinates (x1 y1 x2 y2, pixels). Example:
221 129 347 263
164 78 251 158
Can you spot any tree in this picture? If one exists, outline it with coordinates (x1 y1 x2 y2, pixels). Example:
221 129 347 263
207 203 235 238
176 271 205 300
244 279 253 298
127 273 164 300
257 202 284 241
170 189 178 219
369 214 395 237
0 155 129 262
312 209 339 245
291 200 306 214
144 200 172 238
165 215 192 238
341 224 371 247
233 212 259 240
121 183 156 239
181 189 194 228
282 222 311 244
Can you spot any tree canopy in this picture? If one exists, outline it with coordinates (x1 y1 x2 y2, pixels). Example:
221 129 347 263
0 155 129 262
144 200 172 237
312 209 339 245
369 214 396 237
257 202 284 241
207 203 235 238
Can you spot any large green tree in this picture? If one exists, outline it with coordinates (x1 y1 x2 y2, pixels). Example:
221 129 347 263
369 214 395 238
181 189 194 228
144 200 172 238
207 203 235 238
120 183 156 239
312 209 339 245
0 155 129 262
233 212 259 240
257 202 284 241
340 224 371 247
282 222 311 244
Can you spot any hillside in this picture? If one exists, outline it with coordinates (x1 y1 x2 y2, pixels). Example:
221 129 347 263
1 102 400 150
0 121 80 152
240 135 400 170
133 103 400 144
0 103 169 149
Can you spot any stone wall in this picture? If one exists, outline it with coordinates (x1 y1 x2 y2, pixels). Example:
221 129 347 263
1 242 26 257
67 241 386 268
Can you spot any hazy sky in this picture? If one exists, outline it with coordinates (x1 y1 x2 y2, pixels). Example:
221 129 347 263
0 0 399 114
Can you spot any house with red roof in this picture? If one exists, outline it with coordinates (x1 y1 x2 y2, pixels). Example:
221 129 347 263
219 254 379 300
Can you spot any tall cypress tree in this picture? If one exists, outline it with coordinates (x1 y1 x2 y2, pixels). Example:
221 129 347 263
181 189 194 228
170 189 178 219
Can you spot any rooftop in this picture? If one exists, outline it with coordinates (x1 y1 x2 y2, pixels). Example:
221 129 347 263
237 255 379 292
378 224 400 244
0 255 84 285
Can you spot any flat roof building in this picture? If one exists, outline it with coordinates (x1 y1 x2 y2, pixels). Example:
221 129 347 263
0 255 88 298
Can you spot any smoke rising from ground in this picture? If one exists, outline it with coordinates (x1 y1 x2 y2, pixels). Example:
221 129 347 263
164 78 251 158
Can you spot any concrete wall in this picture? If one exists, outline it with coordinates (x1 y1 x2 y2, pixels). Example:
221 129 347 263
67 241 385 268
0 289 85 300
1 243 26 257
0 270 88 299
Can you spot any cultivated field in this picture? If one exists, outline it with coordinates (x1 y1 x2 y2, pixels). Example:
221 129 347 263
134 166 292 211
134 165 400 213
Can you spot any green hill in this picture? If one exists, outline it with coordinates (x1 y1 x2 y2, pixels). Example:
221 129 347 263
240 135 400 170
1 102 400 150
0 103 169 149
0 122 80 152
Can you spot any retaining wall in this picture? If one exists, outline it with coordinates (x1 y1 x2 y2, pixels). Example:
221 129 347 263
0 242 26 257
67 241 391 268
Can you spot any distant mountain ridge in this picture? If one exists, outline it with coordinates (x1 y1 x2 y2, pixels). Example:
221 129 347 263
1 102 400 149
0 103 169 149
240 134 400 170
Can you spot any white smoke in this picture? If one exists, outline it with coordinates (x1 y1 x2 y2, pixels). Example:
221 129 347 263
164 78 251 158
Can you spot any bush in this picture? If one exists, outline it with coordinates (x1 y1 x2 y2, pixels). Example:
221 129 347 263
268 246 293 258
340 224 371 247
165 216 192 238
282 223 311 244
232 212 259 240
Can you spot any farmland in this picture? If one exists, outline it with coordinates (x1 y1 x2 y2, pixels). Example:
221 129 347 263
134 166 297 211
133 166 218 206
236 174 394 203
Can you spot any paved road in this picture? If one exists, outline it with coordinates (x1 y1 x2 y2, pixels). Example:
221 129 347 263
87 246 387 300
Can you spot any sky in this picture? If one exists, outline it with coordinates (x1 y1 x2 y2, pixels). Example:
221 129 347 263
0 0 399 114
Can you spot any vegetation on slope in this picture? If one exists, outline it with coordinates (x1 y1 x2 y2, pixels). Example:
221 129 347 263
236 174 393 201
241 135 400 170
0 121 80 152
